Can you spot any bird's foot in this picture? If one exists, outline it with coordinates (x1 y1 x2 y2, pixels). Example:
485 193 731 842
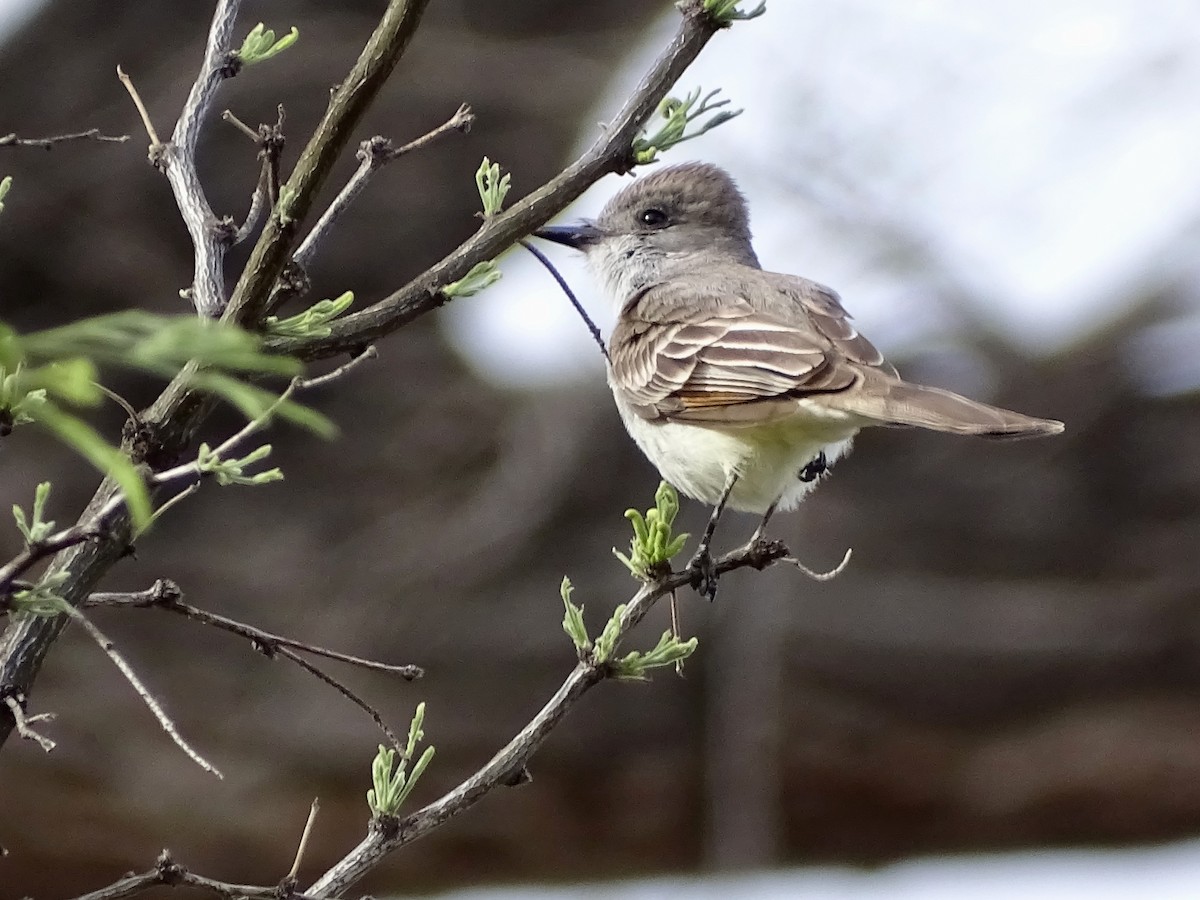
799 451 828 483
687 545 719 602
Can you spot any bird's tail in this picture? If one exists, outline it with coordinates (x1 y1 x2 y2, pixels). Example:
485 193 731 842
827 374 1064 439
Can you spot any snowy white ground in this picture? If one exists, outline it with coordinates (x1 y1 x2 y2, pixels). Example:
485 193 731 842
436 840 1200 899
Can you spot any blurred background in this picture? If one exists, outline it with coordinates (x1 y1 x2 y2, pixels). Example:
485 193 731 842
1 1 1199 897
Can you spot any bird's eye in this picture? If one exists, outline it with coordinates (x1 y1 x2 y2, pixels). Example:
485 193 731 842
638 207 669 228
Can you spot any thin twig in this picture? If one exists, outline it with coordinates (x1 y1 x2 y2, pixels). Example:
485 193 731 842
520 238 609 362
292 103 474 271
780 547 853 581
70 849 319 900
85 577 422 680
287 799 321 881
1 346 377 601
116 66 162 148
0 524 102 599
2 693 56 751
0 129 129 150
118 0 244 316
56 602 222 778
279 647 403 751
143 483 200 533
223 0 435 327
308 535 845 895
221 109 260 142
295 346 378 390
233 164 269 245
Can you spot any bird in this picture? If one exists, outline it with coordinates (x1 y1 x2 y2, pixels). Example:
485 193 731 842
535 162 1063 598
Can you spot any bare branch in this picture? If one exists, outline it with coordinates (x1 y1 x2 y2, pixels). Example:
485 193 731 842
0 129 129 150
292 103 474 270
223 0 435 328
56 601 222 777
268 0 727 361
220 108 260 142
280 646 404 750
0 523 103 600
85 573 421 680
2 692 55 751
70 849 318 900
118 0 244 316
288 799 321 881
308 536 831 896
294 345 378 390
116 66 162 149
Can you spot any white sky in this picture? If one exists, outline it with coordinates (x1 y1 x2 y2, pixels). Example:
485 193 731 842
443 0 1200 391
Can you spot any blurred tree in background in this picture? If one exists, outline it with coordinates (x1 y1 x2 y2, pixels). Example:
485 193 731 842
1 1 1199 898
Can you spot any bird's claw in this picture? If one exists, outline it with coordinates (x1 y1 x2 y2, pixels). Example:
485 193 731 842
687 546 719 602
799 451 828 483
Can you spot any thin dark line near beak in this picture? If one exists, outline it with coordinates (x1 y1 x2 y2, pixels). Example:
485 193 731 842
533 221 602 250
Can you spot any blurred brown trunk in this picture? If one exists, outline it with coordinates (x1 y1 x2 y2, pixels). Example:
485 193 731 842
2 3 1200 898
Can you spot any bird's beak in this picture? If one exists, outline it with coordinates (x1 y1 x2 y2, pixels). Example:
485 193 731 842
533 220 602 250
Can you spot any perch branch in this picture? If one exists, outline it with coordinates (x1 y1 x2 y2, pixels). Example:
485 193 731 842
308 536 828 895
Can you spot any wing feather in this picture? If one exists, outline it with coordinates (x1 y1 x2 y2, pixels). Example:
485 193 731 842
609 273 887 423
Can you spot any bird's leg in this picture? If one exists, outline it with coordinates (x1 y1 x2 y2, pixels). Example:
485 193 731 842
750 499 779 546
688 472 737 602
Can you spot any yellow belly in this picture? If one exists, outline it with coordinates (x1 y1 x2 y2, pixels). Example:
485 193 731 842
617 399 861 514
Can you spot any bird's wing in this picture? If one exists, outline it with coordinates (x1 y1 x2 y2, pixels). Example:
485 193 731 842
609 273 891 424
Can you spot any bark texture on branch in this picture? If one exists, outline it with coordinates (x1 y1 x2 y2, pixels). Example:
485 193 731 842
2 2 1200 898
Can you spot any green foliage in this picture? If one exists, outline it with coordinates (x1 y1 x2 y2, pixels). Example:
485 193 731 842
33 401 154 526
15 311 299 378
572 594 698 680
613 482 689 580
265 292 353 339
609 629 698 681
10 571 69 617
475 157 511 217
13 482 55 544
275 183 298 226
196 443 282 486
367 703 436 818
236 22 299 66
560 577 591 655
444 261 501 299
0 312 325 528
631 88 742 164
188 371 335 438
701 0 767 25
